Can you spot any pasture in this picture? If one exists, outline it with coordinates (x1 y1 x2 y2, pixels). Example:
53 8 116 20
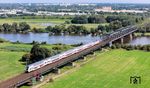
42 49 150 88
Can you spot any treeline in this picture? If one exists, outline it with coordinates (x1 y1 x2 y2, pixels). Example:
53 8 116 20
71 15 144 24
111 43 150 51
44 19 135 36
137 22 150 33
0 22 30 33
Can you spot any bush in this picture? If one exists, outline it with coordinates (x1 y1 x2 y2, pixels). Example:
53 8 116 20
111 43 150 52
21 53 31 62
0 38 8 43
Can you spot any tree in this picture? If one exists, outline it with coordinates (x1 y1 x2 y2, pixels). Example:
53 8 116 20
109 20 122 31
88 16 106 23
97 25 106 34
21 53 31 62
0 25 4 32
122 20 132 27
2 23 11 32
71 16 88 24
67 25 88 35
11 22 18 32
45 26 53 32
19 22 30 32
52 25 63 35
30 44 51 63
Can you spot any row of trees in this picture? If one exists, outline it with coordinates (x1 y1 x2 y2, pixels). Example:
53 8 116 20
44 20 130 36
45 25 89 35
71 15 144 24
111 43 150 51
71 15 106 24
137 22 150 33
0 22 30 33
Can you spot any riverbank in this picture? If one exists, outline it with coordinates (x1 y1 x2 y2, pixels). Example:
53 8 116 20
134 33 150 36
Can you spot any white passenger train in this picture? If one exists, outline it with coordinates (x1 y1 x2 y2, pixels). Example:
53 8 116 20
26 40 100 72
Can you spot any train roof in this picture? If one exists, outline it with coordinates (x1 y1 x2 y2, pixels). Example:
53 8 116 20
27 39 102 68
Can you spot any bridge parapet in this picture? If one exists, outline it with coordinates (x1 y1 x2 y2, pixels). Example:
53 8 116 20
102 25 137 46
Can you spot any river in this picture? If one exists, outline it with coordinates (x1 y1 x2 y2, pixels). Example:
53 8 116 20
0 33 149 45
129 36 150 45
0 33 101 44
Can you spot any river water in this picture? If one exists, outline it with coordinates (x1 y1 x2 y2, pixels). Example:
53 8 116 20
0 33 101 44
129 37 150 45
0 33 149 45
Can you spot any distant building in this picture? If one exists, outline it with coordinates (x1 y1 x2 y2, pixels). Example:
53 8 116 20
36 11 87 16
95 6 147 13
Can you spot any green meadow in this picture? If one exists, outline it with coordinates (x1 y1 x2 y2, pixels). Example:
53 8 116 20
0 18 68 28
0 51 25 82
0 18 107 29
0 42 72 82
42 49 150 88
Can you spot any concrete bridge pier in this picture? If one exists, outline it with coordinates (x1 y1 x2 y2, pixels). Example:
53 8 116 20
52 68 61 74
109 42 112 47
129 33 133 41
121 38 124 45
67 62 75 67
123 33 133 43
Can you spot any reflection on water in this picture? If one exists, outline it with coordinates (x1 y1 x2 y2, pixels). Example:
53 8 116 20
129 37 150 45
0 33 101 44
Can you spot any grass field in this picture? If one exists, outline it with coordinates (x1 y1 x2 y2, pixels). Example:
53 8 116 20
0 51 25 82
0 42 72 82
0 18 68 28
0 18 108 29
134 33 150 36
42 49 150 88
66 23 108 30
0 42 73 52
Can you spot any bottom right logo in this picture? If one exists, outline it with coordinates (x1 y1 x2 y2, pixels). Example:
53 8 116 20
130 76 141 84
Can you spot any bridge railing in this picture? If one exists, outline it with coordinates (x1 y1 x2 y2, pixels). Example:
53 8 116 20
101 25 137 41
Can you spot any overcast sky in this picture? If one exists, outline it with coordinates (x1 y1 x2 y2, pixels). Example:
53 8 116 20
0 0 150 3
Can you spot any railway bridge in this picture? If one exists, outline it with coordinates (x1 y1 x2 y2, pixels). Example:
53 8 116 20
0 25 137 88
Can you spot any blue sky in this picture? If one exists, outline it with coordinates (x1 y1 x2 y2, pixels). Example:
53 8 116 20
0 0 150 3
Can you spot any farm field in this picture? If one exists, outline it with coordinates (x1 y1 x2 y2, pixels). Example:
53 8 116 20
42 49 150 88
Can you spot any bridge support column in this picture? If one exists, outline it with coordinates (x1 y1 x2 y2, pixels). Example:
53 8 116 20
129 34 133 41
121 38 124 45
109 42 112 47
67 62 75 67
52 68 61 74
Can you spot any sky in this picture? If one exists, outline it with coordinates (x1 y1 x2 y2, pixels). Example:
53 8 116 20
0 0 150 4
